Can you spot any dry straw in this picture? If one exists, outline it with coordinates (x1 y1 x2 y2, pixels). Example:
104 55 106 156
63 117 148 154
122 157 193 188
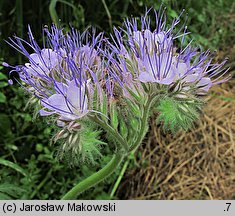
118 81 235 200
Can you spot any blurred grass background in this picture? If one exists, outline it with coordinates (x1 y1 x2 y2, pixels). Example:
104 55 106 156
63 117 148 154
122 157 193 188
0 0 234 199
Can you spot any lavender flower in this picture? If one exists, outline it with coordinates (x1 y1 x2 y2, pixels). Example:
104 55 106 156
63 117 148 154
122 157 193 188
108 8 230 96
5 26 111 125
40 80 89 121
104 8 231 133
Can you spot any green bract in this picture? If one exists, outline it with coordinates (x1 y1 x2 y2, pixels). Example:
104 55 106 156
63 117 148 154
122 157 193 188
55 123 106 166
156 97 202 133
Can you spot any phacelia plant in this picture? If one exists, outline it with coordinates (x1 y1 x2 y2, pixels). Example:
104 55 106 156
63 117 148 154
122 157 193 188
4 7 230 199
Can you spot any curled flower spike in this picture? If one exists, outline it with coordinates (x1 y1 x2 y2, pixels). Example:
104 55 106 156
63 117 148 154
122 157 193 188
5 25 112 124
108 8 230 96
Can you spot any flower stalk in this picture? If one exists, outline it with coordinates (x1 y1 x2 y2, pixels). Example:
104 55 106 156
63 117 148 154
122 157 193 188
62 152 124 200
63 92 159 200
61 114 129 199
129 94 159 152
89 115 129 151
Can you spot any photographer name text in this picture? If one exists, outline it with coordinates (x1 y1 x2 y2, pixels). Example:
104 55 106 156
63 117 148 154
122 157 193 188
2 202 116 213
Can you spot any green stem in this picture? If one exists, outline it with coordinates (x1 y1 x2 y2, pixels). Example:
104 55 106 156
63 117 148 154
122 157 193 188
110 95 159 198
30 169 52 199
61 152 124 200
61 115 128 200
110 156 130 199
61 95 158 200
89 115 129 151
129 94 157 152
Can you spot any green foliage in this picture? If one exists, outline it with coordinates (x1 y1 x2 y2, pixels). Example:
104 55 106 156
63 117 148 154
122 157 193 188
0 92 6 103
0 183 26 200
0 68 8 103
0 158 28 177
157 97 201 134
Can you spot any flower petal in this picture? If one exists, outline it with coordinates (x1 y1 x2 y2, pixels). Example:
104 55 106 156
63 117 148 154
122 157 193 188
197 77 212 91
138 72 155 82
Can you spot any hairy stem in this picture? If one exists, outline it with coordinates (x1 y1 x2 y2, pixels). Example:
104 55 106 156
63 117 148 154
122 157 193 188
61 114 128 200
89 115 129 151
110 95 159 198
110 155 130 198
30 169 52 199
129 94 157 152
61 152 124 200
61 94 158 200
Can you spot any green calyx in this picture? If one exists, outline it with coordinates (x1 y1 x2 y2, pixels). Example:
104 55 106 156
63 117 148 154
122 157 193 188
156 97 202 134
55 122 106 166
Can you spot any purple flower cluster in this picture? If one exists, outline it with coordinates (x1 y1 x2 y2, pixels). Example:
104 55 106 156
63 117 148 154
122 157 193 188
5 26 113 125
4 8 230 127
108 8 230 96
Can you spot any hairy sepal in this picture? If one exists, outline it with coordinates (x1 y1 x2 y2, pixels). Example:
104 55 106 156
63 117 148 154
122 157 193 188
109 99 119 130
54 122 106 167
156 97 202 134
